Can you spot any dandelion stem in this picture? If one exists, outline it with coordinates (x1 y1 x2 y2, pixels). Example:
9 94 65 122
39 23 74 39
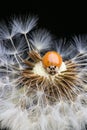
10 37 22 68
24 34 31 51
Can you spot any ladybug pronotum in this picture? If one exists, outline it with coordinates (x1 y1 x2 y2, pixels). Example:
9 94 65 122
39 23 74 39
42 51 62 75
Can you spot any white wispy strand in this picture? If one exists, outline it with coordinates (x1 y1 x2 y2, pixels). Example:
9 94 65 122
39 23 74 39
54 39 78 60
72 35 87 53
0 23 23 68
11 16 38 51
30 29 53 51
12 16 38 35
0 41 6 55
1 95 87 130
0 42 7 66
0 16 37 66
0 76 12 98
0 55 16 67
70 36 87 70
4 38 28 56
0 22 14 40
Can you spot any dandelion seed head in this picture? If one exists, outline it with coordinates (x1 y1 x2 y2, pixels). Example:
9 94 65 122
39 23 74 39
0 16 87 130
12 15 38 35
72 35 87 54
32 61 66 79
30 29 53 52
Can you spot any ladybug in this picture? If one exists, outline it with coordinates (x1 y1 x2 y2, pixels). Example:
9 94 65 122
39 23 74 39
42 51 62 75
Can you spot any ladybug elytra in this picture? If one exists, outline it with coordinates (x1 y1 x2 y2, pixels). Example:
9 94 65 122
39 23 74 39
42 51 62 75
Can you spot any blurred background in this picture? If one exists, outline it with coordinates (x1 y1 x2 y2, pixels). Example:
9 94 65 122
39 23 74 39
0 1 87 39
